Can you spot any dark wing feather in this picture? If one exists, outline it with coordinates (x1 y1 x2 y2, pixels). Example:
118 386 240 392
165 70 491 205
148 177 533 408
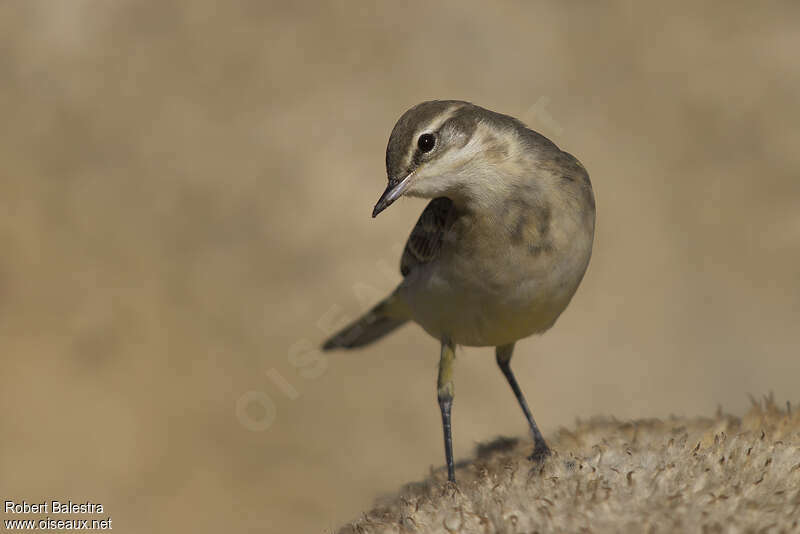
400 197 453 277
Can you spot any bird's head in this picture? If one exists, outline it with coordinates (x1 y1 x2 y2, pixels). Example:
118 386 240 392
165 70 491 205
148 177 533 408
373 100 537 217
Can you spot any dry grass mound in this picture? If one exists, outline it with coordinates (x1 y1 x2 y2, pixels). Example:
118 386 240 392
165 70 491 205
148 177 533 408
339 398 800 533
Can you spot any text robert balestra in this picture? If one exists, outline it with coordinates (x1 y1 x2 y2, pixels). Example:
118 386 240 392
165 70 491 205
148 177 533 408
5 500 104 514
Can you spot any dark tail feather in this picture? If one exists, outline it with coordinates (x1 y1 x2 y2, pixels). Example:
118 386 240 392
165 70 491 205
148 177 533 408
322 301 408 350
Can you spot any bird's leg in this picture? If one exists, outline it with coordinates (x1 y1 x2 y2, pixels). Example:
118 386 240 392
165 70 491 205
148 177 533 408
437 337 457 482
496 343 551 462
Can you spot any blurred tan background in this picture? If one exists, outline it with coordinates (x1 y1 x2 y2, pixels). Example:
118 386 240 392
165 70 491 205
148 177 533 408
1 2 798 533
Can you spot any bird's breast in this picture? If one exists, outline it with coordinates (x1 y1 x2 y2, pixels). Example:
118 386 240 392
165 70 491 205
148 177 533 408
401 203 593 347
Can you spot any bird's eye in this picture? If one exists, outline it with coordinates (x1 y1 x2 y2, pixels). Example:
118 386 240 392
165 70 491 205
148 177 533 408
417 133 436 153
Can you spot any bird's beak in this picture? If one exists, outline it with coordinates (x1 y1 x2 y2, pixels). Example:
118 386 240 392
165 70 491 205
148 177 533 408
372 171 415 218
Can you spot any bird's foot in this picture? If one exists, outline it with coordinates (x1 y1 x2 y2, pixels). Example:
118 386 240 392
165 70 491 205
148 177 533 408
527 442 552 463
439 479 461 497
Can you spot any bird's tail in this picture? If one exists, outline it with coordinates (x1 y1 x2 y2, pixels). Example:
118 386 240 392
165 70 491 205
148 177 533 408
322 294 408 350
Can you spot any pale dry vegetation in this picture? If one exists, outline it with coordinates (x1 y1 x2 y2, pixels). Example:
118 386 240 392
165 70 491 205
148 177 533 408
340 398 800 533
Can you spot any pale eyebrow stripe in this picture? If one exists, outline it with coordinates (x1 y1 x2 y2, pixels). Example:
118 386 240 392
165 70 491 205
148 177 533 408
423 104 464 134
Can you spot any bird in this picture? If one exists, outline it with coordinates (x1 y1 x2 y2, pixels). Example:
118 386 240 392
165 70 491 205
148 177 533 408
322 100 595 483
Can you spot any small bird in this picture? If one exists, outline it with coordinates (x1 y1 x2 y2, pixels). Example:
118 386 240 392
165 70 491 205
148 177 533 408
323 100 595 482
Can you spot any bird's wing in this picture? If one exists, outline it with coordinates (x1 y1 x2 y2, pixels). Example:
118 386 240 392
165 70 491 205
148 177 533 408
400 197 453 277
